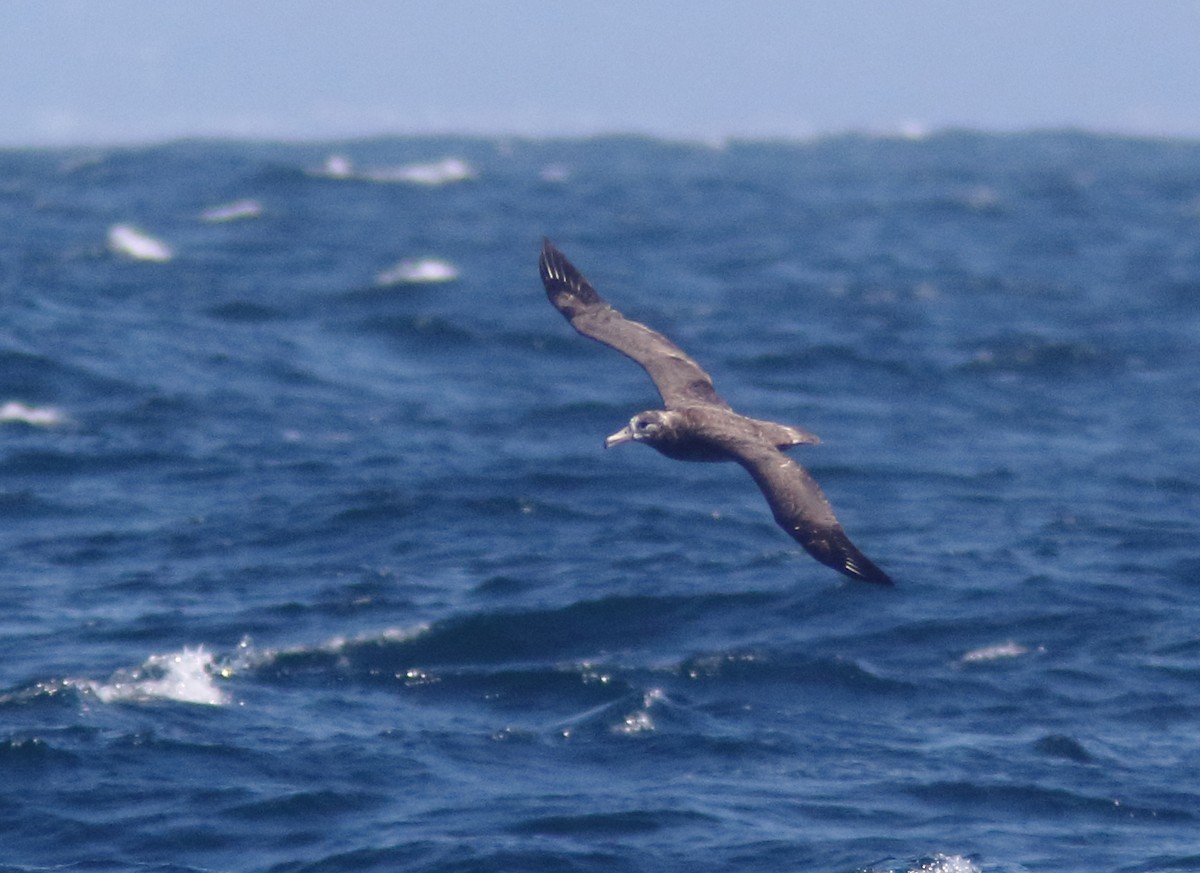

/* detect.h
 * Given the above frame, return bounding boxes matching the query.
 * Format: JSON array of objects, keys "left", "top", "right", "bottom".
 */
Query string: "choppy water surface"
[{"left": 1, "top": 133, "right": 1199, "bottom": 872}]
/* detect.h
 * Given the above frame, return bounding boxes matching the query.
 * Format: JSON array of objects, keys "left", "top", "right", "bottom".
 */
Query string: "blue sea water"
[{"left": 1, "top": 132, "right": 1199, "bottom": 872}]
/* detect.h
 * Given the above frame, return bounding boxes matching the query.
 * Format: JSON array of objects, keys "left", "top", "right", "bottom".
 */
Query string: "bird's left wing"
[{"left": 540, "top": 239, "right": 729, "bottom": 409}]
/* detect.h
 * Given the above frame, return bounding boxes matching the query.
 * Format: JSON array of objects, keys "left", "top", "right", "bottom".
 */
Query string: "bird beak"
[{"left": 604, "top": 425, "right": 635, "bottom": 449}]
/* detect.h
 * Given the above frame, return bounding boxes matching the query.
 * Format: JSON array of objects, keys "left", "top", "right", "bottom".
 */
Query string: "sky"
[{"left": 4, "top": 0, "right": 1200, "bottom": 147}]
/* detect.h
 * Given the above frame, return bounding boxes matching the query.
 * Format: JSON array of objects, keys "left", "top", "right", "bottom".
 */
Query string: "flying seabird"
[{"left": 539, "top": 239, "right": 892, "bottom": 585}]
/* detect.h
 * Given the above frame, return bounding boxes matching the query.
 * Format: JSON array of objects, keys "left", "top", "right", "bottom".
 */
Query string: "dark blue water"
[{"left": 2, "top": 133, "right": 1199, "bottom": 872}]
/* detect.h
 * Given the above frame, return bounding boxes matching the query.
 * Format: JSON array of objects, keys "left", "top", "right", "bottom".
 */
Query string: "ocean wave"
[
  {"left": 0, "top": 400, "right": 64, "bottom": 426},
  {"left": 367, "top": 157, "right": 476, "bottom": 185},
  {"left": 313, "top": 154, "right": 476, "bottom": 185},
  {"left": 862, "top": 855, "right": 984, "bottom": 873},
  {"left": 374, "top": 257, "right": 459, "bottom": 286},
  {"left": 960, "top": 334, "right": 1122, "bottom": 377},
  {"left": 284, "top": 593, "right": 772, "bottom": 669},
  {"left": 1, "top": 646, "right": 229, "bottom": 709},
  {"left": 509, "top": 807, "right": 716, "bottom": 836},
  {"left": 959, "top": 641, "right": 1031, "bottom": 664},
  {"left": 81, "top": 646, "right": 229, "bottom": 706},
  {"left": 907, "top": 779, "right": 1197, "bottom": 823},
  {"left": 0, "top": 734, "right": 79, "bottom": 767},
  {"left": 4, "top": 134, "right": 1200, "bottom": 872},
  {"left": 199, "top": 198, "right": 263, "bottom": 223},
  {"left": 0, "top": 489, "right": 75, "bottom": 519},
  {"left": 547, "top": 686, "right": 676, "bottom": 740},
  {"left": 900, "top": 855, "right": 983, "bottom": 873},
  {"left": 107, "top": 223, "right": 173, "bottom": 262}
]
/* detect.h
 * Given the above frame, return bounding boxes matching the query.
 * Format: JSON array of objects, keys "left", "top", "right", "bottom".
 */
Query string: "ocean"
[{"left": 1, "top": 132, "right": 1198, "bottom": 872}]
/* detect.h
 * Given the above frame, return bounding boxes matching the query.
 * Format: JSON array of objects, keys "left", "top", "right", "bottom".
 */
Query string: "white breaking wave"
[
  {"left": 233, "top": 625, "right": 430, "bottom": 672},
  {"left": 318, "top": 154, "right": 354, "bottom": 178},
  {"left": 82, "top": 646, "right": 228, "bottom": 706},
  {"left": 199, "top": 198, "right": 263, "bottom": 223},
  {"left": 612, "top": 688, "right": 666, "bottom": 735},
  {"left": 0, "top": 401, "right": 64, "bottom": 426},
  {"left": 375, "top": 257, "right": 459, "bottom": 286},
  {"left": 865, "top": 854, "right": 982, "bottom": 873},
  {"left": 107, "top": 223, "right": 173, "bottom": 262},
  {"left": 366, "top": 157, "right": 476, "bottom": 186},
  {"left": 908, "top": 855, "right": 982, "bottom": 873},
  {"left": 314, "top": 154, "right": 476, "bottom": 186},
  {"left": 960, "top": 641, "right": 1030, "bottom": 664},
  {"left": 290, "top": 624, "right": 431, "bottom": 659}
]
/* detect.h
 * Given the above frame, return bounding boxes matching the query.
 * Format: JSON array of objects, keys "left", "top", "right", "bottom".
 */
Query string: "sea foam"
[
  {"left": 86, "top": 646, "right": 228, "bottom": 706},
  {"left": 375, "top": 257, "right": 459, "bottom": 286},
  {"left": 200, "top": 198, "right": 263, "bottom": 223},
  {"left": 107, "top": 224, "right": 173, "bottom": 262},
  {"left": 314, "top": 154, "right": 476, "bottom": 186},
  {"left": 0, "top": 401, "right": 64, "bottom": 426}
]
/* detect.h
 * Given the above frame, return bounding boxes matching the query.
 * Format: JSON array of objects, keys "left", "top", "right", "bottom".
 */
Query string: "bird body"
[
  {"left": 604, "top": 407, "right": 819, "bottom": 460},
  {"left": 539, "top": 239, "right": 891, "bottom": 586}
]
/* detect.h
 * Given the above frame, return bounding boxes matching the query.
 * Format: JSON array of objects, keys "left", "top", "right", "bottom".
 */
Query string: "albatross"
[{"left": 539, "top": 239, "right": 892, "bottom": 586}]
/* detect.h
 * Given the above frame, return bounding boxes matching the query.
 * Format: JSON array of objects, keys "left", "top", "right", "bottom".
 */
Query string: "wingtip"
[
  {"left": 539, "top": 237, "right": 564, "bottom": 282},
  {"left": 538, "top": 238, "right": 602, "bottom": 310},
  {"left": 802, "top": 527, "right": 893, "bottom": 586},
  {"left": 818, "top": 537, "right": 893, "bottom": 586},
  {"left": 844, "top": 556, "right": 894, "bottom": 586},
  {"left": 863, "top": 570, "right": 895, "bottom": 587}
]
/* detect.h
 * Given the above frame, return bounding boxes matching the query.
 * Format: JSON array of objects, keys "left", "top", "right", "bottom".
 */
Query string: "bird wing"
[
  {"left": 540, "top": 239, "right": 729, "bottom": 410},
  {"left": 725, "top": 439, "right": 892, "bottom": 585}
]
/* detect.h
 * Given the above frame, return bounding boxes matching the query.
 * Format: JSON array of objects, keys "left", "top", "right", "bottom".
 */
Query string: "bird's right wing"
[
  {"left": 727, "top": 440, "right": 892, "bottom": 585},
  {"left": 539, "top": 239, "right": 729, "bottom": 409}
]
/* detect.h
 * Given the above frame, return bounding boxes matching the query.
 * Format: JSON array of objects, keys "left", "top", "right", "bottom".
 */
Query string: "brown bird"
[{"left": 539, "top": 239, "right": 891, "bottom": 585}]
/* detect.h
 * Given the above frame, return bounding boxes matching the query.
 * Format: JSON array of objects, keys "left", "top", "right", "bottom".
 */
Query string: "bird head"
[{"left": 605, "top": 410, "right": 675, "bottom": 448}]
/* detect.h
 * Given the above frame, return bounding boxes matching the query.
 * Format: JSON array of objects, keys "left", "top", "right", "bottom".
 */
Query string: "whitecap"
[
  {"left": 248, "top": 624, "right": 431, "bottom": 668},
  {"left": 366, "top": 157, "right": 476, "bottom": 186},
  {"left": 314, "top": 155, "right": 476, "bottom": 186},
  {"left": 0, "top": 401, "right": 64, "bottom": 426},
  {"left": 375, "top": 257, "right": 459, "bottom": 286},
  {"left": 960, "top": 641, "right": 1029, "bottom": 664},
  {"left": 199, "top": 198, "right": 263, "bottom": 223},
  {"left": 84, "top": 646, "right": 228, "bottom": 706},
  {"left": 107, "top": 223, "right": 173, "bottom": 262},
  {"left": 612, "top": 688, "right": 666, "bottom": 735},
  {"left": 908, "top": 854, "right": 982, "bottom": 873},
  {"left": 319, "top": 153, "right": 354, "bottom": 179},
  {"left": 321, "top": 624, "right": 431, "bottom": 653}
]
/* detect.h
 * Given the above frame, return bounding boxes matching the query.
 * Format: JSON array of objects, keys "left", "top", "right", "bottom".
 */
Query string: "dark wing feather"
[
  {"left": 540, "top": 239, "right": 728, "bottom": 409},
  {"left": 729, "top": 441, "right": 892, "bottom": 585}
]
